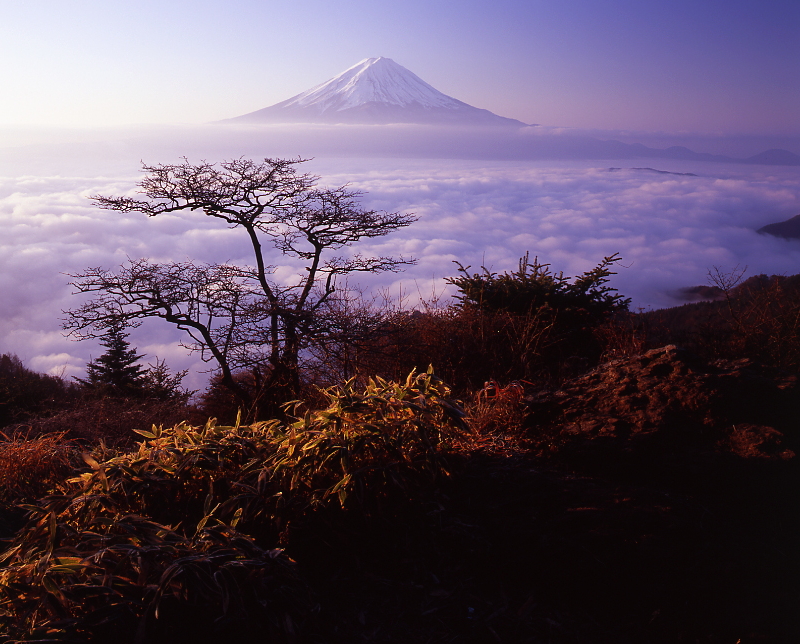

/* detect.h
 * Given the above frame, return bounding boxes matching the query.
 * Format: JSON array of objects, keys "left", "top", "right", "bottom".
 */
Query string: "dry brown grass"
[
  {"left": 0, "top": 431, "right": 79, "bottom": 504},
  {"left": 466, "top": 397, "right": 524, "bottom": 435},
  {"left": 11, "top": 396, "right": 193, "bottom": 446},
  {"left": 594, "top": 311, "right": 648, "bottom": 361},
  {"left": 318, "top": 304, "right": 558, "bottom": 394},
  {"left": 461, "top": 383, "right": 531, "bottom": 461}
]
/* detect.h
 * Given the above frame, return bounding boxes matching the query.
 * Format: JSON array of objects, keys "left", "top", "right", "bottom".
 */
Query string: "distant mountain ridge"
[
  {"left": 758, "top": 213, "right": 800, "bottom": 239},
  {"left": 743, "top": 149, "right": 800, "bottom": 166},
  {"left": 222, "top": 57, "right": 527, "bottom": 127},
  {"left": 218, "top": 58, "right": 800, "bottom": 167},
  {"left": 649, "top": 145, "right": 800, "bottom": 166}
]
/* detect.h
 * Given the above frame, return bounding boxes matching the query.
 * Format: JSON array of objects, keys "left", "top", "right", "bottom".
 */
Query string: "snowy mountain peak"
[
  {"left": 285, "top": 57, "right": 466, "bottom": 112},
  {"left": 224, "top": 58, "right": 527, "bottom": 127}
]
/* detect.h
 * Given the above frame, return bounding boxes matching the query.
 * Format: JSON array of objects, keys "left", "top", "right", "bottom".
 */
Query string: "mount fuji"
[{"left": 223, "top": 57, "right": 528, "bottom": 127}]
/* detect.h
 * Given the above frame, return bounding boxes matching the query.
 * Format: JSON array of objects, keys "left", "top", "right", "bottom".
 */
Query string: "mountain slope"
[
  {"left": 758, "top": 213, "right": 800, "bottom": 239},
  {"left": 222, "top": 57, "right": 527, "bottom": 127},
  {"left": 744, "top": 148, "right": 800, "bottom": 166}
]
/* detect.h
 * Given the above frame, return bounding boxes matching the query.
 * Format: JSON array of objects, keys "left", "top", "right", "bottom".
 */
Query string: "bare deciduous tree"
[{"left": 63, "top": 157, "right": 416, "bottom": 412}]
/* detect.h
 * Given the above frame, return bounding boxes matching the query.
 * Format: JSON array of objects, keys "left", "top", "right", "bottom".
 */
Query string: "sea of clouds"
[{"left": 2, "top": 124, "right": 799, "bottom": 390}]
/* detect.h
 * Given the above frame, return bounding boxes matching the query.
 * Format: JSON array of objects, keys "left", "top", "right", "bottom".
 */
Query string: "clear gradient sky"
[{"left": 1, "top": 0, "right": 797, "bottom": 134}]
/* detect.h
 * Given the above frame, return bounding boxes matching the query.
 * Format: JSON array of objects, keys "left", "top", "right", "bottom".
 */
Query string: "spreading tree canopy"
[{"left": 63, "top": 157, "right": 416, "bottom": 413}]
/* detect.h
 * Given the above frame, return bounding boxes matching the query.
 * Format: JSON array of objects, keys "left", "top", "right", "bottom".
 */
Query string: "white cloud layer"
[{"left": 1, "top": 127, "right": 799, "bottom": 391}]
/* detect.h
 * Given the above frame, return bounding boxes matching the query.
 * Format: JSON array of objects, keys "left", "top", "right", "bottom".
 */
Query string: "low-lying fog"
[{"left": 2, "top": 123, "right": 799, "bottom": 389}]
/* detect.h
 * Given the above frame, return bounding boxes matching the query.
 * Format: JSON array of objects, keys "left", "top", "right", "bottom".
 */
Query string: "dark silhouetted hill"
[{"left": 758, "top": 213, "right": 800, "bottom": 239}]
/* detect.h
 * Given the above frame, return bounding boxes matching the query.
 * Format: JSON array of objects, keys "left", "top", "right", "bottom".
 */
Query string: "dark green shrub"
[
  {"left": 330, "top": 254, "right": 632, "bottom": 390},
  {"left": 444, "top": 252, "right": 630, "bottom": 380},
  {"left": 447, "top": 252, "right": 629, "bottom": 319}
]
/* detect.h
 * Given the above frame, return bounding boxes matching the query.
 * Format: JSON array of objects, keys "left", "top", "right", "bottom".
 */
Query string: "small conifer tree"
[{"left": 77, "top": 321, "right": 146, "bottom": 396}]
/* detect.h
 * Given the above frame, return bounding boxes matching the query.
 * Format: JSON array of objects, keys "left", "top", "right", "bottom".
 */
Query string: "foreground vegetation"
[
  {"left": 1, "top": 262, "right": 799, "bottom": 642},
  {"left": 0, "top": 370, "right": 468, "bottom": 642}
]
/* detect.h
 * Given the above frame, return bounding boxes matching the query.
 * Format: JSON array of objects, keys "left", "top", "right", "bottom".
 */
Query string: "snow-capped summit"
[
  {"left": 223, "top": 57, "right": 527, "bottom": 126},
  {"left": 280, "top": 57, "right": 466, "bottom": 112}
]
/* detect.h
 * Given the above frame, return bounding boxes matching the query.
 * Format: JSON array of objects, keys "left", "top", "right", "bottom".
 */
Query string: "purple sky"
[{"left": 0, "top": 0, "right": 797, "bottom": 134}]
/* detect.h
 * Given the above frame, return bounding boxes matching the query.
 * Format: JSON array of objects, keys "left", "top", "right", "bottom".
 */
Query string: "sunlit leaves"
[
  {"left": 0, "top": 369, "right": 466, "bottom": 641},
  {"left": 271, "top": 367, "right": 467, "bottom": 511}
]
